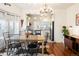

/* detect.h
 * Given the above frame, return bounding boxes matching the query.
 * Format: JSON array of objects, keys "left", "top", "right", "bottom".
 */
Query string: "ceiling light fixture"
[
  {"left": 40, "top": 2, "right": 53, "bottom": 16},
  {"left": 4, "top": 3, "right": 11, "bottom": 6}
]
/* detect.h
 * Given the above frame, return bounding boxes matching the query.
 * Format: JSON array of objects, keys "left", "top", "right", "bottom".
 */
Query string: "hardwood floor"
[
  {"left": 47, "top": 42, "right": 77, "bottom": 56},
  {"left": 0, "top": 42, "right": 78, "bottom": 56}
]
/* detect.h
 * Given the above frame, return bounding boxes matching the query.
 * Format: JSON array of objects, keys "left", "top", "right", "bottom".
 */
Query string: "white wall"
[
  {"left": 66, "top": 4, "right": 79, "bottom": 27},
  {"left": 54, "top": 9, "right": 67, "bottom": 42},
  {"left": 66, "top": 4, "right": 79, "bottom": 36},
  {"left": 53, "top": 4, "right": 79, "bottom": 42}
]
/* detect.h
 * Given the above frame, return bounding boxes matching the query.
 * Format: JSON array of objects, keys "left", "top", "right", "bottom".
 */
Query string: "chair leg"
[
  {"left": 7, "top": 47, "right": 10, "bottom": 56},
  {"left": 36, "top": 50, "right": 38, "bottom": 56},
  {"left": 6, "top": 48, "right": 8, "bottom": 55},
  {"left": 7, "top": 49, "right": 11, "bottom": 56}
]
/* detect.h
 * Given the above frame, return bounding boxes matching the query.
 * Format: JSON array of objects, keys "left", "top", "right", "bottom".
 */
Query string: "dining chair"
[
  {"left": 38, "top": 33, "right": 48, "bottom": 54},
  {"left": 34, "top": 30, "right": 42, "bottom": 48},
  {"left": 27, "top": 41, "right": 39, "bottom": 56},
  {"left": 3, "top": 32, "right": 22, "bottom": 56}
]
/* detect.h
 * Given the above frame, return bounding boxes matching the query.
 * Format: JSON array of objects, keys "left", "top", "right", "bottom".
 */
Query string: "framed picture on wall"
[{"left": 76, "top": 13, "right": 79, "bottom": 26}]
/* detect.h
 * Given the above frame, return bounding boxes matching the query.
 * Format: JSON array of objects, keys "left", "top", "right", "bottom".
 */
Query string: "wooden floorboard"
[
  {"left": 0, "top": 42, "right": 78, "bottom": 56},
  {"left": 47, "top": 42, "right": 77, "bottom": 56}
]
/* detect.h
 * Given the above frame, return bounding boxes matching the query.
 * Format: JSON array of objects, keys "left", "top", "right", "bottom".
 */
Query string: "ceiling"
[
  {"left": 14, "top": 3, "right": 74, "bottom": 14},
  {"left": 15, "top": 3, "right": 74, "bottom": 9}
]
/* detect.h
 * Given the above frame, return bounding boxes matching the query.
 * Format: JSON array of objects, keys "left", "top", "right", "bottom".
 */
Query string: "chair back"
[
  {"left": 27, "top": 41, "right": 38, "bottom": 48},
  {"left": 3, "top": 32, "right": 10, "bottom": 48},
  {"left": 3, "top": 32, "right": 20, "bottom": 46}
]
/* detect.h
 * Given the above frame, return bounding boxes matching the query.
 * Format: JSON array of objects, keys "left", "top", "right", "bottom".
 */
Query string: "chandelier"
[{"left": 40, "top": 3, "right": 53, "bottom": 16}]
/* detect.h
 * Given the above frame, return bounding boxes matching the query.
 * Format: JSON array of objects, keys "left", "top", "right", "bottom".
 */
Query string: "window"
[
  {"left": 0, "top": 11, "right": 20, "bottom": 37},
  {"left": 0, "top": 12, "right": 8, "bottom": 36}
]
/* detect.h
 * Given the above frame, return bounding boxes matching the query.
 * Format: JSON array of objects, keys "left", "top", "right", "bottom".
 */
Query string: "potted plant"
[{"left": 62, "top": 26, "right": 69, "bottom": 36}]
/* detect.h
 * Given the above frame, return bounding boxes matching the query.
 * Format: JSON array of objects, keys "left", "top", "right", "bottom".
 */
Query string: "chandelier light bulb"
[{"left": 40, "top": 3, "right": 53, "bottom": 16}]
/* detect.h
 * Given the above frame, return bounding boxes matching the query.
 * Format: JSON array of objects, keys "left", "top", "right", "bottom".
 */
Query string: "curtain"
[
  {"left": 0, "top": 12, "right": 8, "bottom": 36},
  {"left": 0, "top": 11, "right": 21, "bottom": 48},
  {"left": 0, "top": 12, "right": 7, "bottom": 48}
]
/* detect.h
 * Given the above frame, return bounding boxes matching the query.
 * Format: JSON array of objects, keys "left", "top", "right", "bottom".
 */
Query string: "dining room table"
[
  {"left": 19, "top": 34, "right": 45, "bottom": 55},
  {"left": 4, "top": 32, "right": 45, "bottom": 55}
]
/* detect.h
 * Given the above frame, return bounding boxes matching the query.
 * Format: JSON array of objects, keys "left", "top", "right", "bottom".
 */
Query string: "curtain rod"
[{"left": 0, "top": 9, "right": 20, "bottom": 17}]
